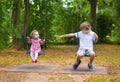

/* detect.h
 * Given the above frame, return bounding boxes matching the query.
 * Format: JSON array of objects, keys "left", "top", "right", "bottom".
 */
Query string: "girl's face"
[{"left": 33, "top": 31, "right": 39, "bottom": 38}]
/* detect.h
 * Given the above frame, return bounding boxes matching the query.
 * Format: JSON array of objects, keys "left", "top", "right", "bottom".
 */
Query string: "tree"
[
  {"left": 88, "top": 0, "right": 98, "bottom": 31},
  {"left": 23, "top": 0, "right": 29, "bottom": 47},
  {"left": 28, "top": 0, "right": 54, "bottom": 44},
  {"left": 12, "top": 0, "right": 22, "bottom": 48}
]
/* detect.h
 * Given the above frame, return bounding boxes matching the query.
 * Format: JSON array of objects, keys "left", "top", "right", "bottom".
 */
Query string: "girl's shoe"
[
  {"left": 73, "top": 60, "right": 81, "bottom": 70},
  {"left": 35, "top": 60, "right": 37, "bottom": 63}
]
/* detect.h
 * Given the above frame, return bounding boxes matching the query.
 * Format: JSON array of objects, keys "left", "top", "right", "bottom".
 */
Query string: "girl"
[{"left": 28, "top": 30, "right": 45, "bottom": 63}]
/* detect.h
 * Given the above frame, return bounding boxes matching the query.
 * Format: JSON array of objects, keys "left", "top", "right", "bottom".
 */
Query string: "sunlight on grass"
[
  {"left": 48, "top": 75, "right": 75, "bottom": 82},
  {"left": 87, "top": 74, "right": 120, "bottom": 82},
  {"left": 48, "top": 77, "right": 56, "bottom": 81},
  {"left": 95, "top": 44, "right": 120, "bottom": 68}
]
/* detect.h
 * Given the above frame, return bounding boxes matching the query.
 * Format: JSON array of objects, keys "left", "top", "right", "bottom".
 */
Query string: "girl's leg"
[
  {"left": 30, "top": 52, "right": 35, "bottom": 61},
  {"left": 35, "top": 51, "right": 39, "bottom": 61}
]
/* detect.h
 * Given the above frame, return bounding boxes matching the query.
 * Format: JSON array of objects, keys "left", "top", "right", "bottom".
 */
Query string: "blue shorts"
[{"left": 77, "top": 49, "right": 92, "bottom": 56}]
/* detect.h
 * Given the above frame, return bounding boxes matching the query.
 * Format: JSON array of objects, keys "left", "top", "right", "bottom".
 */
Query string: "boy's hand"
[{"left": 57, "top": 36, "right": 63, "bottom": 39}]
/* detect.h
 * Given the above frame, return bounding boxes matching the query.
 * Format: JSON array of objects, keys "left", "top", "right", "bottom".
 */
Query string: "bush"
[{"left": 97, "top": 14, "right": 114, "bottom": 43}]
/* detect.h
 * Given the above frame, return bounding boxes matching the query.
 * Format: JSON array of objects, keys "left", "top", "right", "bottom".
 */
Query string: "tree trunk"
[
  {"left": 12, "top": 0, "right": 21, "bottom": 48},
  {"left": 88, "top": 0, "right": 98, "bottom": 31},
  {"left": 22, "top": 0, "right": 29, "bottom": 48}
]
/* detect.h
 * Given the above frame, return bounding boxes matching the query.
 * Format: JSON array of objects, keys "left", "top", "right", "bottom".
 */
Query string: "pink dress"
[{"left": 28, "top": 38, "right": 44, "bottom": 53}]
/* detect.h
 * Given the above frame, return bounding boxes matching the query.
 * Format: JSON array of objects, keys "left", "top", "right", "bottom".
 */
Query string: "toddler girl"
[{"left": 28, "top": 30, "right": 45, "bottom": 63}]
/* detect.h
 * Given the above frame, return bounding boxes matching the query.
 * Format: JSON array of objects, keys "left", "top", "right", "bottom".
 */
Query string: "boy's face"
[{"left": 82, "top": 29, "right": 90, "bottom": 34}]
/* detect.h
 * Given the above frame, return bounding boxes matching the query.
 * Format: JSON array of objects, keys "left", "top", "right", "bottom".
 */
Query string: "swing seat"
[
  {"left": 84, "top": 55, "right": 97, "bottom": 57},
  {"left": 75, "top": 54, "right": 97, "bottom": 57},
  {"left": 76, "top": 49, "right": 97, "bottom": 57}
]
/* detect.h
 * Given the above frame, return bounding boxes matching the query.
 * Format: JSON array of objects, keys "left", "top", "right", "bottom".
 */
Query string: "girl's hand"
[
  {"left": 27, "top": 36, "right": 30, "bottom": 40},
  {"left": 27, "top": 37, "right": 32, "bottom": 44},
  {"left": 43, "top": 39, "right": 45, "bottom": 42}
]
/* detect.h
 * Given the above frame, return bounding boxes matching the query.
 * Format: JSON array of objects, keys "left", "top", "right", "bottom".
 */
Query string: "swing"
[
  {"left": 75, "top": 48, "right": 97, "bottom": 57},
  {"left": 25, "top": 27, "right": 46, "bottom": 56},
  {"left": 76, "top": 36, "right": 97, "bottom": 57},
  {"left": 25, "top": 1, "right": 47, "bottom": 55},
  {"left": 25, "top": 40, "right": 45, "bottom": 56}
]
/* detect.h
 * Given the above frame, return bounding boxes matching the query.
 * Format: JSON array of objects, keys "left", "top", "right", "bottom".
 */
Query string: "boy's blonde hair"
[
  {"left": 30, "top": 30, "right": 38, "bottom": 37},
  {"left": 80, "top": 21, "right": 91, "bottom": 30}
]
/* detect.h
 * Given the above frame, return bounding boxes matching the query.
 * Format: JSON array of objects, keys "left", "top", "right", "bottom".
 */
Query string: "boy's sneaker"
[
  {"left": 73, "top": 60, "right": 81, "bottom": 70},
  {"left": 88, "top": 64, "right": 94, "bottom": 71}
]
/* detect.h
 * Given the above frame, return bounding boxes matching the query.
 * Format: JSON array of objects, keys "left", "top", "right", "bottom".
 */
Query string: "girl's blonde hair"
[
  {"left": 30, "top": 30, "right": 38, "bottom": 37},
  {"left": 80, "top": 21, "right": 91, "bottom": 30}
]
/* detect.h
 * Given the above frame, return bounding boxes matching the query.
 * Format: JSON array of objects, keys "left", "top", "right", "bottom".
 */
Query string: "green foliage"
[
  {"left": 97, "top": 14, "right": 114, "bottom": 43},
  {"left": 111, "top": 27, "right": 120, "bottom": 43},
  {"left": 0, "top": 0, "right": 120, "bottom": 49},
  {"left": 0, "top": 0, "right": 13, "bottom": 49},
  {"left": 110, "top": 0, "right": 120, "bottom": 43},
  {"left": 97, "top": 0, "right": 116, "bottom": 43},
  {"left": 28, "top": 0, "right": 54, "bottom": 44},
  {"left": 52, "top": 0, "right": 90, "bottom": 44}
]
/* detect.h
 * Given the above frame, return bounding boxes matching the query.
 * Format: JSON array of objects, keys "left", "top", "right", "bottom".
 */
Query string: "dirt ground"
[
  {"left": 0, "top": 44, "right": 120, "bottom": 82},
  {"left": 0, "top": 70, "right": 90, "bottom": 82}
]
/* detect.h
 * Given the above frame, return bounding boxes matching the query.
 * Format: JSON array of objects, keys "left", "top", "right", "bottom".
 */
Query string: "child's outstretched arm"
[
  {"left": 57, "top": 33, "right": 76, "bottom": 39},
  {"left": 94, "top": 33, "right": 98, "bottom": 43}
]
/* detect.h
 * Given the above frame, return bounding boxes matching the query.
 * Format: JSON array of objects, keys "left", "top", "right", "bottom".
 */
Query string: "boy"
[{"left": 58, "top": 21, "right": 98, "bottom": 71}]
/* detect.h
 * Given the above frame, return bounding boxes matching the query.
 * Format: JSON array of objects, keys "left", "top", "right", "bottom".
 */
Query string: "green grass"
[
  {"left": 87, "top": 74, "right": 120, "bottom": 82},
  {"left": 86, "top": 44, "right": 120, "bottom": 82},
  {"left": 0, "top": 44, "right": 120, "bottom": 82},
  {"left": 0, "top": 45, "right": 76, "bottom": 65},
  {"left": 48, "top": 75, "right": 75, "bottom": 82}
]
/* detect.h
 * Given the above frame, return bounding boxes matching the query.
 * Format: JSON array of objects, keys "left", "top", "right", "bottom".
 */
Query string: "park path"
[
  {"left": 0, "top": 62, "right": 107, "bottom": 82},
  {"left": 11, "top": 63, "right": 93, "bottom": 82},
  {"left": 0, "top": 65, "right": 90, "bottom": 82}
]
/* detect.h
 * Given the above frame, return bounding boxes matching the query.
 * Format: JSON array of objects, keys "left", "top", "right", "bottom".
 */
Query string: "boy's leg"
[
  {"left": 89, "top": 51, "right": 95, "bottom": 65},
  {"left": 88, "top": 51, "right": 95, "bottom": 70},
  {"left": 76, "top": 50, "right": 84, "bottom": 63},
  {"left": 76, "top": 55, "right": 82, "bottom": 64},
  {"left": 73, "top": 50, "right": 83, "bottom": 70}
]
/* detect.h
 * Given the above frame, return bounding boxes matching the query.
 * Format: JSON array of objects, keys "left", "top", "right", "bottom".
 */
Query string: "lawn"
[{"left": 0, "top": 44, "right": 120, "bottom": 82}]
